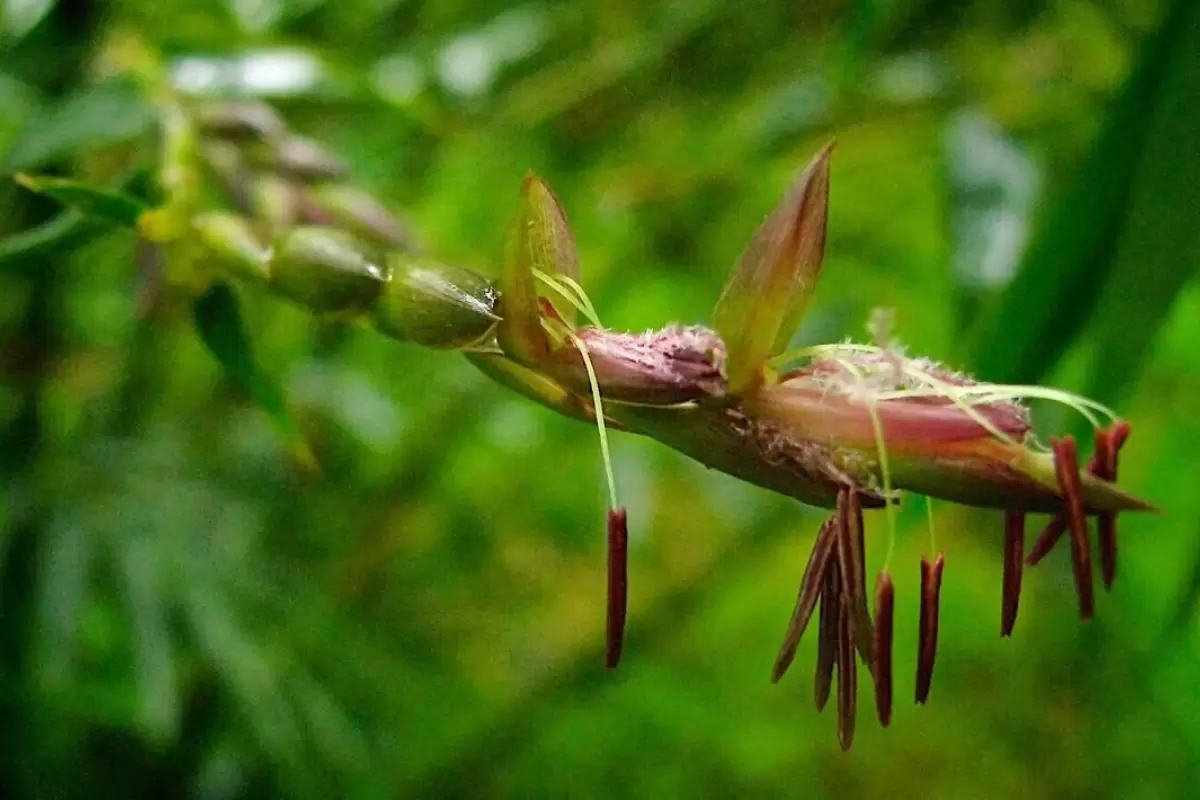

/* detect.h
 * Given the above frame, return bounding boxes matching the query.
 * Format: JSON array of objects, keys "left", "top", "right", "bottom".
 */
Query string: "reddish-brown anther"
[
  {"left": 1051, "top": 437, "right": 1093, "bottom": 620},
  {"left": 773, "top": 516, "right": 839, "bottom": 682},
  {"left": 814, "top": 565, "right": 839, "bottom": 712},
  {"left": 835, "top": 487, "right": 874, "bottom": 671},
  {"left": 1097, "top": 421, "right": 1131, "bottom": 590},
  {"left": 915, "top": 554, "right": 945, "bottom": 704},
  {"left": 1027, "top": 421, "right": 1133, "bottom": 576},
  {"left": 1026, "top": 516, "right": 1066, "bottom": 567},
  {"left": 1002, "top": 509, "right": 1025, "bottom": 636},
  {"left": 873, "top": 572, "right": 895, "bottom": 727},
  {"left": 836, "top": 592, "right": 857, "bottom": 751},
  {"left": 605, "top": 507, "right": 628, "bottom": 669},
  {"left": 1091, "top": 428, "right": 1115, "bottom": 590}
]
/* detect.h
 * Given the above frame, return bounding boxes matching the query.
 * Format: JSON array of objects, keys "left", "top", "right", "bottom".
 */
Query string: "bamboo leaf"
[
  {"left": 968, "top": 0, "right": 1193, "bottom": 383},
  {"left": 193, "top": 282, "right": 316, "bottom": 468},
  {"left": 3, "top": 77, "right": 153, "bottom": 171},
  {"left": 0, "top": 211, "right": 103, "bottom": 268},
  {"left": 15, "top": 174, "right": 148, "bottom": 227},
  {"left": 1080, "top": 0, "right": 1200, "bottom": 408},
  {"left": 181, "top": 580, "right": 306, "bottom": 772},
  {"left": 116, "top": 535, "right": 179, "bottom": 741},
  {"left": 35, "top": 516, "right": 94, "bottom": 688}
]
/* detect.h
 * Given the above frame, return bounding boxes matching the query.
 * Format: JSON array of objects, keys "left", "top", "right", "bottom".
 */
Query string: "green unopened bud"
[
  {"left": 302, "top": 184, "right": 418, "bottom": 251},
  {"left": 195, "top": 100, "right": 287, "bottom": 143},
  {"left": 193, "top": 212, "right": 270, "bottom": 283},
  {"left": 248, "top": 136, "right": 348, "bottom": 182},
  {"left": 373, "top": 255, "right": 499, "bottom": 348},
  {"left": 269, "top": 227, "right": 388, "bottom": 313}
]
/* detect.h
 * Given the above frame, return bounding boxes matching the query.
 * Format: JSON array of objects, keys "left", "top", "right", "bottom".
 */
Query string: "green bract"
[{"left": 711, "top": 143, "right": 832, "bottom": 395}]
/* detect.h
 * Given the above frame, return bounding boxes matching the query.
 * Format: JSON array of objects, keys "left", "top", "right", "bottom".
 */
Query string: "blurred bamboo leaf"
[
  {"left": 182, "top": 581, "right": 307, "bottom": 776},
  {"left": 0, "top": 211, "right": 103, "bottom": 268},
  {"left": 0, "top": 72, "right": 38, "bottom": 154},
  {"left": 3, "top": 77, "right": 153, "bottom": 171},
  {"left": 34, "top": 516, "right": 93, "bottom": 688},
  {"left": 968, "top": 0, "right": 1193, "bottom": 383},
  {"left": 116, "top": 535, "right": 179, "bottom": 742},
  {"left": 1170, "top": 523, "right": 1200, "bottom": 634},
  {"left": 2, "top": 0, "right": 57, "bottom": 40},
  {"left": 1079, "top": 0, "right": 1200, "bottom": 408},
  {"left": 192, "top": 282, "right": 316, "bottom": 469},
  {"left": 289, "top": 674, "right": 368, "bottom": 773},
  {"left": 15, "top": 174, "right": 147, "bottom": 227}
]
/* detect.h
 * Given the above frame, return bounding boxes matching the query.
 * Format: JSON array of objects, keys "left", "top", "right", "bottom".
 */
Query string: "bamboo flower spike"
[
  {"left": 19, "top": 104, "right": 1158, "bottom": 749},
  {"left": 473, "top": 144, "right": 1151, "bottom": 747}
]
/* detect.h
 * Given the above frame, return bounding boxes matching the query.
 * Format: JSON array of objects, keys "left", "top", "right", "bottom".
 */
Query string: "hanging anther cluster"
[
  {"left": 176, "top": 126, "right": 1152, "bottom": 750},
  {"left": 768, "top": 420, "right": 1135, "bottom": 750},
  {"left": 1023, "top": 423, "right": 1133, "bottom": 610}
]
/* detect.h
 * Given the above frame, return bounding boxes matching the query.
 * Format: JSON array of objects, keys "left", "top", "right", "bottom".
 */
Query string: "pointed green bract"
[
  {"left": 712, "top": 143, "right": 833, "bottom": 395},
  {"left": 523, "top": 175, "right": 581, "bottom": 300},
  {"left": 498, "top": 174, "right": 579, "bottom": 363}
]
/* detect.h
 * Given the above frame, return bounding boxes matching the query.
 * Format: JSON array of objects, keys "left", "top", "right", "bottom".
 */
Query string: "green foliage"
[
  {"left": 15, "top": 174, "right": 148, "bottom": 226},
  {"left": 1, "top": 1, "right": 1198, "bottom": 798},
  {"left": 193, "top": 282, "right": 314, "bottom": 468},
  {"left": 2, "top": 77, "right": 152, "bottom": 172},
  {"left": 968, "top": 0, "right": 1200, "bottom": 390}
]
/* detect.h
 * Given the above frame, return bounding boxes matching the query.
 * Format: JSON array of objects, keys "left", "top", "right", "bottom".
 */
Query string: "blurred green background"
[{"left": 1, "top": 0, "right": 1199, "bottom": 797}]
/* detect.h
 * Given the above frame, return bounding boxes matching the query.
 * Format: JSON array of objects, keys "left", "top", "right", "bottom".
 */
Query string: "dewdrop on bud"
[{"left": 372, "top": 255, "right": 500, "bottom": 348}]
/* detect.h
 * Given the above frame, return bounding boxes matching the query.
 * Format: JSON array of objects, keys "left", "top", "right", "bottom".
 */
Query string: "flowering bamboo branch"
[{"left": 19, "top": 90, "right": 1156, "bottom": 750}]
